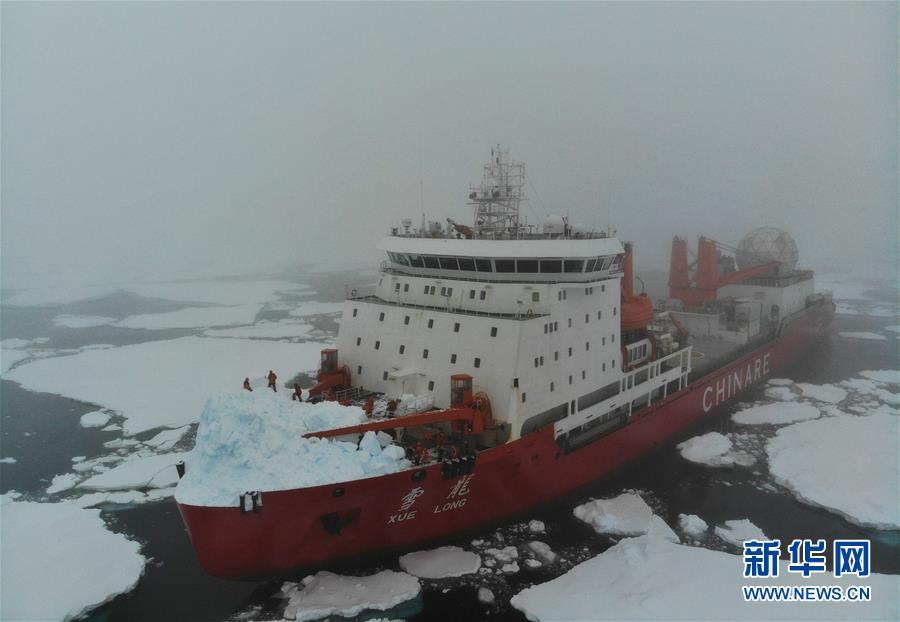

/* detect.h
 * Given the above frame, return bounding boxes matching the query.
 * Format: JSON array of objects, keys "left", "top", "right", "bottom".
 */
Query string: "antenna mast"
[{"left": 467, "top": 145, "right": 526, "bottom": 239}]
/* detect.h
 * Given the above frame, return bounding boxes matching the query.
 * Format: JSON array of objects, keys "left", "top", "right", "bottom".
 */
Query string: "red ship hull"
[{"left": 177, "top": 301, "right": 832, "bottom": 579}]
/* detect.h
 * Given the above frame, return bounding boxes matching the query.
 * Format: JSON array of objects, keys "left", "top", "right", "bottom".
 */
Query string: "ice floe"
[
  {"left": 714, "top": 519, "right": 767, "bottom": 547},
  {"left": 288, "top": 301, "right": 345, "bottom": 317},
  {"left": 53, "top": 314, "right": 117, "bottom": 328},
  {"left": 47, "top": 473, "right": 81, "bottom": 494},
  {"left": 859, "top": 369, "right": 899, "bottom": 385},
  {"left": 0, "top": 457, "right": 17, "bottom": 464},
  {"left": 526, "top": 540, "right": 557, "bottom": 564},
  {"left": 484, "top": 546, "right": 519, "bottom": 563},
  {"left": 78, "top": 451, "right": 187, "bottom": 491},
  {"left": 115, "top": 304, "right": 263, "bottom": 330},
  {"left": 767, "top": 412, "right": 900, "bottom": 529},
  {"left": 4, "top": 336, "right": 329, "bottom": 434},
  {"left": 677, "top": 432, "right": 734, "bottom": 466},
  {"left": 838, "top": 331, "right": 888, "bottom": 341},
  {"left": 175, "top": 392, "right": 410, "bottom": 506},
  {"left": 677, "top": 513, "right": 708, "bottom": 537},
  {"left": 398, "top": 546, "right": 481, "bottom": 579},
  {"left": 203, "top": 320, "right": 313, "bottom": 339},
  {"left": 732, "top": 402, "right": 820, "bottom": 426},
  {"left": 0, "top": 500, "right": 145, "bottom": 622},
  {"left": 477, "top": 586, "right": 495, "bottom": 604},
  {"left": 528, "top": 519, "right": 545, "bottom": 534},
  {"left": 80, "top": 411, "right": 111, "bottom": 428},
  {"left": 795, "top": 382, "right": 847, "bottom": 404},
  {"left": 573, "top": 492, "right": 678, "bottom": 542},
  {"left": 510, "top": 535, "right": 899, "bottom": 621},
  {"left": 763, "top": 386, "right": 796, "bottom": 401},
  {"left": 280, "top": 570, "right": 420, "bottom": 621}
]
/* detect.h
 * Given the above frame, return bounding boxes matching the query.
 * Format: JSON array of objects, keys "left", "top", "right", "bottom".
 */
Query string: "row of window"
[
  {"left": 557, "top": 285, "right": 607, "bottom": 301},
  {"left": 387, "top": 252, "right": 621, "bottom": 274},
  {"left": 353, "top": 309, "right": 502, "bottom": 338}
]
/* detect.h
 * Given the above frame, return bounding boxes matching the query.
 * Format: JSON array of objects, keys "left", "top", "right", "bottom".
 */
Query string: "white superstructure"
[{"left": 334, "top": 148, "right": 692, "bottom": 443}]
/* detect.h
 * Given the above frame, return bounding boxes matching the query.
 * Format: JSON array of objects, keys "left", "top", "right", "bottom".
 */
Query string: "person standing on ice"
[
  {"left": 243, "top": 377, "right": 253, "bottom": 392},
  {"left": 292, "top": 383, "right": 303, "bottom": 401},
  {"left": 267, "top": 370, "right": 277, "bottom": 392}
]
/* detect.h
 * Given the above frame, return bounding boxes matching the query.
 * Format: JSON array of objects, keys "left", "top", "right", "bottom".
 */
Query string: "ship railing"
[
  {"left": 375, "top": 264, "right": 623, "bottom": 287},
  {"left": 335, "top": 386, "right": 365, "bottom": 402},
  {"left": 345, "top": 294, "right": 550, "bottom": 320}
]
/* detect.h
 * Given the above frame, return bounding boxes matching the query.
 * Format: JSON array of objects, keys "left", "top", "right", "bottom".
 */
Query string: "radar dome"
[
  {"left": 543, "top": 214, "right": 565, "bottom": 235},
  {"left": 736, "top": 227, "right": 798, "bottom": 274}
]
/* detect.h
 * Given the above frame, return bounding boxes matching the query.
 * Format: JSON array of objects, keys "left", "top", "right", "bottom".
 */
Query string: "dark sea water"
[{"left": 1, "top": 269, "right": 898, "bottom": 622}]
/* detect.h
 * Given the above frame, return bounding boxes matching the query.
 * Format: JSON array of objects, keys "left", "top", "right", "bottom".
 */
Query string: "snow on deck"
[
  {"left": 398, "top": 546, "right": 481, "bottom": 579},
  {"left": 573, "top": 492, "right": 678, "bottom": 542},
  {"left": 510, "top": 535, "right": 899, "bottom": 621},
  {"left": 3, "top": 336, "right": 330, "bottom": 434},
  {"left": 732, "top": 402, "right": 820, "bottom": 426},
  {"left": 175, "top": 392, "right": 411, "bottom": 507},
  {"left": 767, "top": 412, "right": 900, "bottom": 529},
  {"left": 0, "top": 499, "right": 145, "bottom": 622},
  {"left": 281, "top": 570, "right": 420, "bottom": 621}
]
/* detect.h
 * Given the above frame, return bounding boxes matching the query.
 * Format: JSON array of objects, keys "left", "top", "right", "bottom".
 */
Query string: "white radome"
[{"left": 736, "top": 227, "right": 798, "bottom": 273}]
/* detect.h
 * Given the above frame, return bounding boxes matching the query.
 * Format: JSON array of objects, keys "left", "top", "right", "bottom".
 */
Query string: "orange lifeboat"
[{"left": 620, "top": 242, "right": 653, "bottom": 331}]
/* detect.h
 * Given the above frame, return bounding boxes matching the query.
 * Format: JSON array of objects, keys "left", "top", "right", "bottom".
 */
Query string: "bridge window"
[
  {"left": 540, "top": 259, "right": 562, "bottom": 273},
  {"left": 423, "top": 256, "right": 440, "bottom": 269},
  {"left": 408, "top": 255, "right": 424, "bottom": 268},
  {"left": 495, "top": 259, "right": 515, "bottom": 273},
  {"left": 458, "top": 257, "right": 476, "bottom": 271},
  {"left": 475, "top": 258, "right": 492, "bottom": 272},
  {"left": 564, "top": 260, "right": 584, "bottom": 273},
  {"left": 585, "top": 258, "right": 598, "bottom": 272},
  {"left": 517, "top": 259, "right": 538, "bottom": 272},
  {"left": 601, "top": 256, "right": 615, "bottom": 270}
]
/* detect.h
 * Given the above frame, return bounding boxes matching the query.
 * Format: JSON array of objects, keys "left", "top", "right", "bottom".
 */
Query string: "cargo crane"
[{"left": 668, "top": 236, "right": 779, "bottom": 309}]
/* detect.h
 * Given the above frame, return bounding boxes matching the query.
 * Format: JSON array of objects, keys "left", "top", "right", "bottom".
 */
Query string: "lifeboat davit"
[{"left": 620, "top": 242, "right": 653, "bottom": 331}]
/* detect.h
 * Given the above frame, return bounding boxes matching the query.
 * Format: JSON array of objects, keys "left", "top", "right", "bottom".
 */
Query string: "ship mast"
[{"left": 467, "top": 145, "right": 526, "bottom": 239}]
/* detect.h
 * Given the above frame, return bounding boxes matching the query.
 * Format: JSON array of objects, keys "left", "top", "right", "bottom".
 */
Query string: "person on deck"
[
  {"left": 243, "top": 377, "right": 253, "bottom": 392},
  {"left": 364, "top": 397, "right": 374, "bottom": 415},
  {"left": 267, "top": 370, "right": 277, "bottom": 392},
  {"left": 292, "top": 383, "right": 303, "bottom": 401}
]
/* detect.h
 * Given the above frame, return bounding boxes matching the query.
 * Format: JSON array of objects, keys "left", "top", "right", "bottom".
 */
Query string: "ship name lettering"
[
  {"left": 388, "top": 510, "right": 417, "bottom": 524},
  {"left": 702, "top": 353, "right": 772, "bottom": 412},
  {"left": 434, "top": 498, "right": 467, "bottom": 514}
]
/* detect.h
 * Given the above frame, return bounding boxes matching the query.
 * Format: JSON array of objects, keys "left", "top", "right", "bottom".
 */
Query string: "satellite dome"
[
  {"left": 736, "top": 227, "right": 798, "bottom": 274},
  {"left": 543, "top": 214, "right": 565, "bottom": 235}
]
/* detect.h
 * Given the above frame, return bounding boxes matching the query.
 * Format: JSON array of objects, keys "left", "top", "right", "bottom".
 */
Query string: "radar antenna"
[{"left": 467, "top": 146, "right": 526, "bottom": 239}]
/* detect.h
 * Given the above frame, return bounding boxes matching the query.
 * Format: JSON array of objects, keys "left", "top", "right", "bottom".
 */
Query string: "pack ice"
[{"left": 175, "top": 392, "right": 411, "bottom": 507}]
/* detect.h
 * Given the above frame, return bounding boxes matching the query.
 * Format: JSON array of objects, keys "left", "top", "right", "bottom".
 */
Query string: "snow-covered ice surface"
[
  {"left": 714, "top": 519, "right": 767, "bottom": 547},
  {"left": 573, "top": 492, "right": 678, "bottom": 542},
  {"left": 47, "top": 473, "right": 81, "bottom": 494},
  {"left": 767, "top": 412, "right": 900, "bottom": 529},
  {"left": 80, "top": 410, "right": 111, "bottom": 428},
  {"left": 78, "top": 452, "right": 187, "bottom": 491},
  {"left": 203, "top": 320, "right": 313, "bottom": 339},
  {"left": 676, "top": 432, "right": 734, "bottom": 466},
  {"left": 398, "top": 546, "right": 481, "bottom": 579},
  {"left": 53, "top": 314, "right": 117, "bottom": 328},
  {"left": 143, "top": 426, "right": 189, "bottom": 450},
  {"left": 288, "top": 301, "right": 344, "bottom": 317},
  {"left": 764, "top": 385, "right": 796, "bottom": 401},
  {"left": 510, "top": 535, "right": 899, "bottom": 621},
  {"left": 1, "top": 346, "right": 29, "bottom": 373},
  {"left": 4, "top": 336, "right": 329, "bottom": 434},
  {"left": 795, "top": 382, "right": 848, "bottom": 404},
  {"left": 115, "top": 304, "right": 263, "bottom": 330},
  {"left": 175, "top": 392, "right": 410, "bottom": 506},
  {"left": 838, "top": 331, "right": 888, "bottom": 341},
  {"left": 1, "top": 500, "right": 145, "bottom": 622},
  {"left": 2, "top": 284, "right": 123, "bottom": 307},
  {"left": 732, "top": 402, "right": 821, "bottom": 426},
  {"left": 860, "top": 369, "right": 900, "bottom": 385},
  {"left": 280, "top": 570, "right": 420, "bottom": 621},
  {"left": 677, "top": 513, "right": 708, "bottom": 537}
]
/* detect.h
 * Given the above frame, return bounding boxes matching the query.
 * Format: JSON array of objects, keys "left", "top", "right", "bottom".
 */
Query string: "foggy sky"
[{"left": 2, "top": 2, "right": 897, "bottom": 290}]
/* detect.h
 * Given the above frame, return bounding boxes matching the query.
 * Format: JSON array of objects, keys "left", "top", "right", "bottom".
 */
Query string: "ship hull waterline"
[{"left": 177, "top": 301, "right": 832, "bottom": 579}]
